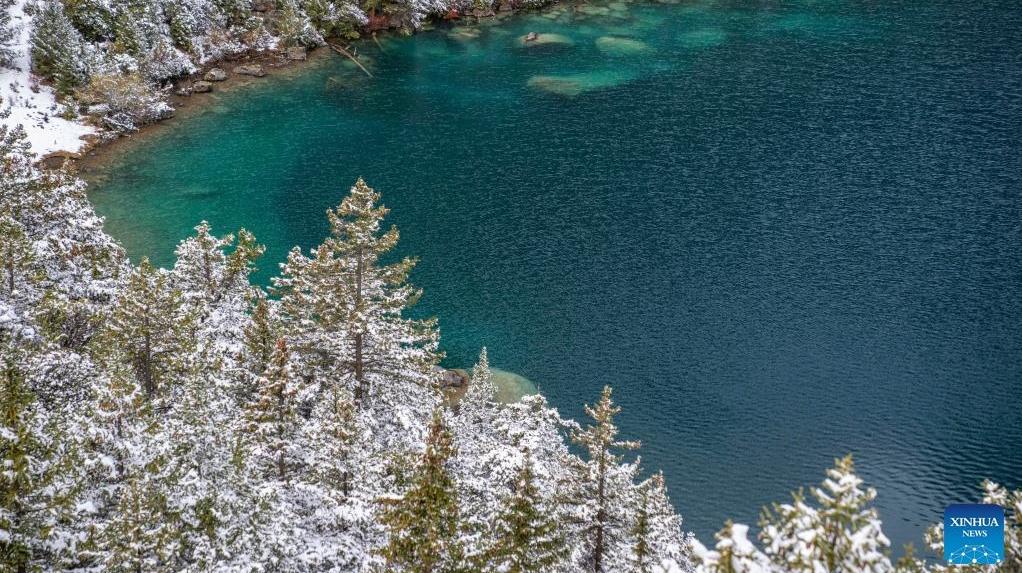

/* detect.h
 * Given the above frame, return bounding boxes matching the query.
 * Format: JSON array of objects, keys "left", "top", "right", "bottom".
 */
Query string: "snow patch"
[{"left": 1, "top": 0, "right": 94, "bottom": 155}]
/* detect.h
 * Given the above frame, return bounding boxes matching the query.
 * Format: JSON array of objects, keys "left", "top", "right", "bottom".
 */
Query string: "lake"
[{"left": 85, "top": 0, "right": 1022, "bottom": 552}]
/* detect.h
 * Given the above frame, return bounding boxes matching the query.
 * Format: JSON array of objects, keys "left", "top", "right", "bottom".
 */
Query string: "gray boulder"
[
  {"left": 204, "top": 68, "right": 228, "bottom": 82},
  {"left": 192, "top": 81, "right": 213, "bottom": 93},
  {"left": 233, "top": 64, "right": 267, "bottom": 77}
]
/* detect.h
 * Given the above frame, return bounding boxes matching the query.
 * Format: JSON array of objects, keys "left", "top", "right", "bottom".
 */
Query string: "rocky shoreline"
[{"left": 58, "top": 1, "right": 572, "bottom": 173}]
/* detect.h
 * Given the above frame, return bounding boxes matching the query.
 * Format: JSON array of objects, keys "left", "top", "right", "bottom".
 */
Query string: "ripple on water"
[{"left": 677, "top": 28, "right": 728, "bottom": 49}]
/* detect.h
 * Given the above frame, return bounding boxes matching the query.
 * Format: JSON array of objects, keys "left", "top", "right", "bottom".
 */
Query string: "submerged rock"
[
  {"left": 192, "top": 80, "right": 213, "bottom": 93},
  {"left": 595, "top": 35, "right": 651, "bottom": 55},
  {"left": 517, "top": 32, "right": 573, "bottom": 47},
  {"left": 286, "top": 46, "right": 307, "bottom": 61},
  {"left": 233, "top": 64, "right": 267, "bottom": 77},
  {"left": 449, "top": 26, "right": 482, "bottom": 41},
  {"left": 490, "top": 368, "right": 538, "bottom": 403},
  {"left": 204, "top": 68, "right": 228, "bottom": 82},
  {"left": 528, "top": 69, "right": 638, "bottom": 96}
]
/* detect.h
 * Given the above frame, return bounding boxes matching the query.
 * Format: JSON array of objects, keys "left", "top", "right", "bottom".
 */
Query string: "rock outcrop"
[{"left": 233, "top": 64, "right": 267, "bottom": 77}]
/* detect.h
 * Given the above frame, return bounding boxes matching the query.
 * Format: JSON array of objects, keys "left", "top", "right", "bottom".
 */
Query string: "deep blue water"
[{"left": 86, "top": 0, "right": 1022, "bottom": 552}]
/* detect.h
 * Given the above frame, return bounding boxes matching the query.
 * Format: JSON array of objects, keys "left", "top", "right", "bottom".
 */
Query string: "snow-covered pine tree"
[
  {"left": 485, "top": 449, "right": 566, "bottom": 573},
  {"left": 0, "top": 215, "right": 35, "bottom": 296},
  {"left": 273, "top": 178, "right": 441, "bottom": 416},
  {"left": 243, "top": 339, "right": 302, "bottom": 482},
  {"left": 276, "top": 0, "right": 321, "bottom": 47},
  {"left": 0, "top": 0, "right": 16, "bottom": 69},
  {"left": 570, "top": 385, "right": 640, "bottom": 573},
  {"left": 100, "top": 471, "right": 181, "bottom": 572},
  {"left": 0, "top": 349, "right": 82, "bottom": 571},
  {"left": 173, "top": 221, "right": 232, "bottom": 303},
  {"left": 305, "top": 387, "right": 358, "bottom": 498},
  {"left": 693, "top": 521, "right": 774, "bottom": 573},
  {"left": 379, "top": 408, "right": 466, "bottom": 572},
  {"left": 459, "top": 347, "right": 497, "bottom": 421},
  {"left": 154, "top": 349, "right": 250, "bottom": 569},
  {"left": 302, "top": 0, "right": 367, "bottom": 40},
  {"left": 696, "top": 456, "right": 893, "bottom": 573},
  {"left": 243, "top": 293, "right": 278, "bottom": 375},
  {"left": 30, "top": 0, "right": 90, "bottom": 95},
  {"left": 632, "top": 473, "right": 691, "bottom": 572},
  {"left": 760, "top": 455, "right": 892, "bottom": 573},
  {"left": 173, "top": 221, "right": 263, "bottom": 306},
  {"left": 102, "top": 257, "right": 195, "bottom": 401}
]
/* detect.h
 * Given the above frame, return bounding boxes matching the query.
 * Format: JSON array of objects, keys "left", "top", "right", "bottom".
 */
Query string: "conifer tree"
[
  {"left": 0, "top": 0, "right": 16, "bottom": 69},
  {"left": 380, "top": 409, "right": 465, "bottom": 572},
  {"left": 30, "top": 0, "right": 89, "bottom": 94},
  {"left": 571, "top": 385, "right": 640, "bottom": 573},
  {"left": 173, "top": 222, "right": 263, "bottom": 306},
  {"left": 274, "top": 178, "right": 441, "bottom": 411},
  {"left": 0, "top": 352, "right": 81, "bottom": 571},
  {"left": 694, "top": 521, "right": 773, "bottom": 573},
  {"left": 276, "top": 0, "right": 319, "bottom": 47},
  {"left": 760, "top": 455, "right": 892, "bottom": 573},
  {"left": 103, "top": 258, "right": 194, "bottom": 400},
  {"left": 243, "top": 294, "right": 278, "bottom": 375},
  {"left": 486, "top": 450, "right": 565, "bottom": 573},
  {"left": 101, "top": 473, "right": 180, "bottom": 573},
  {"left": 459, "top": 347, "right": 497, "bottom": 420},
  {"left": 633, "top": 485, "right": 653, "bottom": 573},
  {"left": 631, "top": 472, "right": 690, "bottom": 572},
  {"left": 244, "top": 339, "right": 302, "bottom": 481},
  {"left": 0, "top": 215, "right": 34, "bottom": 295},
  {"left": 306, "top": 387, "right": 359, "bottom": 498}
]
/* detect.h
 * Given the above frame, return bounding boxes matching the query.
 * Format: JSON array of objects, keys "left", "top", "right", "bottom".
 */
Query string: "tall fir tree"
[
  {"left": 243, "top": 339, "right": 302, "bottom": 482},
  {"left": 242, "top": 293, "right": 278, "bottom": 375},
  {"left": 485, "top": 450, "right": 565, "bottom": 573},
  {"left": 0, "top": 351, "right": 81, "bottom": 571},
  {"left": 273, "top": 178, "right": 440, "bottom": 412},
  {"left": 631, "top": 473, "right": 690, "bottom": 572},
  {"left": 571, "top": 385, "right": 640, "bottom": 573},
  {"left": 103, "top": 258, "right": 194, "bottom": 400},
  {"left": 459, "top": 347, "right": 497, "bottom": 420},
  {"left": 0, "top": 0, "right": 16, "bottom": 69},
  {"left": 380, "top": 409, "right": 465, "bottom": 573},
  {"left": 760, "top": 455, "right": 892, "bottom": 573},
  {"left": 101, "top": 472, "right": 180, "bottom": 573},
  {"left": 173, "top": 221, "right": 263, "bottom": 307},
  {"left": 30, "top": 0, "right": 89, "bottom": 94},
  {"left": 0, "top": 215, "right": 34, "bottom": 296},
  {"left": 305, "top": 387, "right": 359, "bottom": 498}
]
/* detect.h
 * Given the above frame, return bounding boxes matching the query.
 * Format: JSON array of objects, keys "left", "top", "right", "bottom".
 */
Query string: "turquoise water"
[{"left": 86, "top": 0, "right": 1022, "bottom": 551}]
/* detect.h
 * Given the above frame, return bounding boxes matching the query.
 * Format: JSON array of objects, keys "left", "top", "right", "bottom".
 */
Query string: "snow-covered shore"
[{"left": 1, "top": 0, "right": 94, "bottom": 155}]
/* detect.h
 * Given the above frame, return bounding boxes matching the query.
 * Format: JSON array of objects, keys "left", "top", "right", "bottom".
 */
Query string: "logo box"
[{"left": 944, "top": 504, "right": 1004, "bottom": 565}]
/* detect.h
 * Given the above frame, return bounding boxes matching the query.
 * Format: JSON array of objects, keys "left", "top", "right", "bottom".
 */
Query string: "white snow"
[{"left": 1, "top": 0, "right": 94, "bottom": 156}]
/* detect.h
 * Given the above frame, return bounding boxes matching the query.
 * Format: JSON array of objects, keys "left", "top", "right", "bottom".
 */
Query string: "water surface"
[{"left": 87, "top": 0, "right": 1022, "bottom": 551}]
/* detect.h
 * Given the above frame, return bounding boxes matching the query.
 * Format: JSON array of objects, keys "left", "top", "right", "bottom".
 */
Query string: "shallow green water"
[{"left": 87, "top": 0, "right": 1022, "bottom": 550}]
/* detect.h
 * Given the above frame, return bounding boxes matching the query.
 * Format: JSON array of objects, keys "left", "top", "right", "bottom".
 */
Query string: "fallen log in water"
[{"left": 327, "top": 41, "right": 374, "bottom": 77}]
